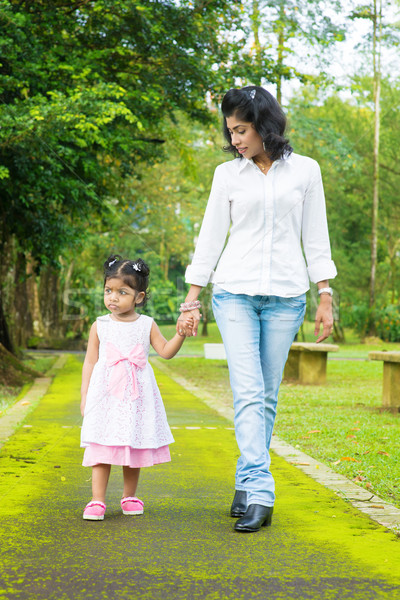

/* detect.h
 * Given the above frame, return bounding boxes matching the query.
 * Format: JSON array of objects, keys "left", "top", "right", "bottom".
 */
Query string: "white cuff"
[
  {"left": 185, "top": 264, "right": 214, "bottom": 287},
  {"left": 307, "top": 260, "right": 337, "bottom": 284}
]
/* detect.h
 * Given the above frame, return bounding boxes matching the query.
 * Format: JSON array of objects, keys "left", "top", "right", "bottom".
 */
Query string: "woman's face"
[{"left": 226, "top": 115, "right": 264, "bottom": 160}]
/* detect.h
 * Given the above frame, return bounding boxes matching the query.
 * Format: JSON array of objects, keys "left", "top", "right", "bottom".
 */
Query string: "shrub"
[{"left": 375, "top": 304, "right": 400, "bottom": 342}]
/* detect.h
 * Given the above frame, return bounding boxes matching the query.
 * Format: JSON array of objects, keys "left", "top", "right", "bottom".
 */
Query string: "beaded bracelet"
[{"left": 179, "top": 300, "right": 202, "bottom": 312}]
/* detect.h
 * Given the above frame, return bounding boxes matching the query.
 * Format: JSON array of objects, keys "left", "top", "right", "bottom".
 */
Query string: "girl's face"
[
  {"left": 226, "top": 114, "right": 264, "bottom": 160},
  {"left": 104, "top": 277, "right": 145, "bottom": 320}
]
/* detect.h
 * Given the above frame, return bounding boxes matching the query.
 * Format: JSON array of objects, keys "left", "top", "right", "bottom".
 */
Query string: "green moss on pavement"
[{"left": 0, "top": 355, "right": 400, "bottom": 599}]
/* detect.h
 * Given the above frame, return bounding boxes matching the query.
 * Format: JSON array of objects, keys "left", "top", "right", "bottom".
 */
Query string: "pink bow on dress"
[{"left": 106, "top": 343, "right": 147, "bottom": 399}]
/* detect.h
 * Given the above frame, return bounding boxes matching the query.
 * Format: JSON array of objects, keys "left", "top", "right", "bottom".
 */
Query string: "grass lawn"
[
  {"left": 158, "top": 320, "right": 400, "bottom": 359},
  {"left": 156, "top": 321, "right": 224, "bottom": 355},
  {"left": 0, "top": 353, "right": 58, "bottom": 414},
  {"left": 21, "top": 353, "right": 59, "bottom": 374},
  {"left": 157, "top": 322, "right": 400, "bottom": 510}
]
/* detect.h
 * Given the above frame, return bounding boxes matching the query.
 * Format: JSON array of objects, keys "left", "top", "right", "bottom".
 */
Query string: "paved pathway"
[
  {"left": 151, "top": 357, "right": 400, "bottom": 536},
  {"left": 1, "top": 355, "right": 400, "bottom": 599}
]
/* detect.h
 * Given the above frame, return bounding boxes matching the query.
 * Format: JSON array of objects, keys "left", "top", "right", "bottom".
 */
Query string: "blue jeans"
[{"left": 212, "top": 288, "right": 306, "bottom": 507}]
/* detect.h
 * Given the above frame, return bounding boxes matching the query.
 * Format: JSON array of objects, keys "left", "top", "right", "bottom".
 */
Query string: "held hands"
[
  {"left": 177, "top": 308, "right": 201, "bottom": 337},
  {"left": 314, "top": 295, "right": 334, "bottom": 343}
]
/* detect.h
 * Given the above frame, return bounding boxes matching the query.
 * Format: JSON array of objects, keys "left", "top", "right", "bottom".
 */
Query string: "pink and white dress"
[{"left": 80, "top": 314, "right": 174, "bottom": 468}]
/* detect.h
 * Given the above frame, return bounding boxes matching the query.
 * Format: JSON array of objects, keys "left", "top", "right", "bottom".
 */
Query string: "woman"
[{"left": 177, "top": 86, "right": 337, "bottom": 533}]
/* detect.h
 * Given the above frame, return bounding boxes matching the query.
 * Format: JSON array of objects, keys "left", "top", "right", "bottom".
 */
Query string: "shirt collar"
[
  {"left": 238, "top": 157, "right": 255, "bottom": 173},
  {"left": 238, "top": 155, "right": 290, "bottom": 174}
]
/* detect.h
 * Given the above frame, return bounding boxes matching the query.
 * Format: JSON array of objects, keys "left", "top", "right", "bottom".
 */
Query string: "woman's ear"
[{"left": 135, "top": 291, "right": 146, "bottom": 306}]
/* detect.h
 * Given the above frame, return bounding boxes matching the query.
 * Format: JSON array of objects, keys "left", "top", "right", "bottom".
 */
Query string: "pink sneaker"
[
  {"left": 83, "top": 500, "right": 106, "bottom": 521},
  {"left": 121, "top": 496, "right": 144, "bottom": 515}
]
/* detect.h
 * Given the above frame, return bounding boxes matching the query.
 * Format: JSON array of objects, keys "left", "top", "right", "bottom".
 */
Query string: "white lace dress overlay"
[{"left": 80, "top": 314, "right": 174, "bottom": 450}]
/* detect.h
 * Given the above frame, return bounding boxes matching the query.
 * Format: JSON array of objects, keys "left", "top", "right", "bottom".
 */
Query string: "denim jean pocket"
[
  {"left": 212, "top": 287, "right": 239, "bottom": 321},
  {"left": 275, "top": 294, "right": 306, "bottom": 321},
  {"left": 212, "top": 284, "right": 229, "bottom": 297},
  {"left": 278, "top": 294, "right": 306, "bottom": 308}
]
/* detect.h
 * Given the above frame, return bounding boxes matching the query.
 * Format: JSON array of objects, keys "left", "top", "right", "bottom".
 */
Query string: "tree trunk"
[
  {"left": 0, "top": 237, "right": 15, "bottom": 352},
  {"left": 39, "top": 266, "right": 60, "bottom": 338},
  {"left": 251, "top": 0, "right": 262, "bottom": 85},
  {"left": 201, "top": 318, "right": 208, "bottom": 337},
  {"left": 276, "top": 2, "right": 285, "bottom": 105},
  {"left": 61, "top": 259, "right": 74, "bottom": 333},
  {"left": 14, "top": 252, "right": 34, "bottom": 347},
  {"left": 333, "top": 320, "right": 346, "bottom": 343},
  {"left": 0, "top": 290, "right": 14, "bottom": 353},
  {"left": 387, "top": 237, "right": 399, "bottom": 304},
  {"left": 200, "top": 284, "right": 213, "bottom": 337},
  {"left": 26, "top": 257, "right": 45, "bottom": 337},
  {"left": 159, "top": 231, "right": 169, "bottom": 279},
  {"left": 369, "top": 0, "right": 382, "bottom": 309}
]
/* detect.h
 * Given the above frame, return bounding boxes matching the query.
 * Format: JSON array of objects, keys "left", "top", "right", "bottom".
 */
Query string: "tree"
[
  {"left": 59, "top": 113, "right": 228, "bottom": 330},
  {"left": 0, "top": 0, "right": 242, "bottom": 350},
  {"left": 370, "top": 0, "right": 383, "bottom": 310},
  {"left": 288, "top": 78, "right": 400, "bottom": 337},
  {"left": 349, "top": 0, "right": 400, "bottom": 317},
  {"left": 237, "top": 0, "right": 346, "bottom": 102}
]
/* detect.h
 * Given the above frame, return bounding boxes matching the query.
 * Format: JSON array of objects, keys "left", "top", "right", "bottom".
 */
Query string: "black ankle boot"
[
  {"left": 230, "top": 490, "right": 247, "bottom": 518},
  {"left": 234, "top": 504, "right": 273, "bottom": 533}
]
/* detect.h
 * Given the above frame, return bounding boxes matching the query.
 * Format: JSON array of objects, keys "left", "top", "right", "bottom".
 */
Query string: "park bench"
[
  {"left": 283, "top": 342, "right": 339, "bottom": 385},
  {"left": 204, "top": 342, "right": 339, "bottom": 385},
  {"left": 368, "top": 351, "right": 400, "bottom": 411}
]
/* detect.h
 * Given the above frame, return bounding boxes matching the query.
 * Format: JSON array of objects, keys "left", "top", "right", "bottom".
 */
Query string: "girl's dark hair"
[
  {"left": 103, "top": 254, "right": 150, "bottom": 307},
  {"left": 221, "top": 86, "right": 293, "bottom": 161}
]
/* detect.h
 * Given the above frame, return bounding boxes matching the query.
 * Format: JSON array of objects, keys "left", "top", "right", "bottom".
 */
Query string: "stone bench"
[
  {"left": 204, "top": 342, "right": 339, "bottom": 385},
  {"left": 283, "top": 342, "right": 339, "bottom": 385},
  {"left": 204, "top": 343, "right": 227, "bottom": 360},
  {"left": 368, "top": 351, "right": 400, "bottom": 410}
]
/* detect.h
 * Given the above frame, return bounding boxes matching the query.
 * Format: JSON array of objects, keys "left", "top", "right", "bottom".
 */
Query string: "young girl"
[{"left": 80, "top": 254, "right": 192, "bottom": 521}]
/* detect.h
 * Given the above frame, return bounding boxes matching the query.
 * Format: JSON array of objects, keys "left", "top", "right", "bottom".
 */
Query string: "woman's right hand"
[{"left": 80, "top": 396, "right": 86, "bottom": 417}]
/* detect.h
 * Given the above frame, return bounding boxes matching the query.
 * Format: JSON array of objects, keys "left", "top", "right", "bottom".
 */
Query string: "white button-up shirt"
[{"left": 185, "top": 153, "right": 337, "bottom": 297}]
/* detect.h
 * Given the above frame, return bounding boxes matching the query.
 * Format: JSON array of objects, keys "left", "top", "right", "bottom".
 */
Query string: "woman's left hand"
[{"left": 314, "top": 295, "right": 334, "bottom": 343}]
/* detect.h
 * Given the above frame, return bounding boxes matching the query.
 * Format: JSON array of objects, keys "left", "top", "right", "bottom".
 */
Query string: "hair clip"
[
  {"left": 249, "top": 89, "right": 256, "bottom": 100},
  {"left": 132, "top": 263, "right": 141, "bottom": 272},
  {"left": 108, "top": 259, "right": 117, "bottom": 267}
]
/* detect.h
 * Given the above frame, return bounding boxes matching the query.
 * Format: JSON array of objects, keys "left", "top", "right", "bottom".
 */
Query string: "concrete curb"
[
  {"left": 0, "top": 354, "right": 68, "bottom": 450},
  {"left": 270, "top": 437, "right": 400, "bottom": 535},
  {"left": 151, "top": 356, "right": 400, "bottom": 536}
]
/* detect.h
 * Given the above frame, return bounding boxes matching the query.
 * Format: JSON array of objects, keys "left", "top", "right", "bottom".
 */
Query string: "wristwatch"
[{"left": 318, "top": 287, "right": 333, "bottom": 296}]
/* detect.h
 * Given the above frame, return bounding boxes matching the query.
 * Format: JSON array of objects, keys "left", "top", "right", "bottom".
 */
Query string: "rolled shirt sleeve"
[
  {"left": 185, "top": 165, "right": 231, "bottom": 287},
  {"left": 301, "top": 162, "right": 337, "bottom": 284}
]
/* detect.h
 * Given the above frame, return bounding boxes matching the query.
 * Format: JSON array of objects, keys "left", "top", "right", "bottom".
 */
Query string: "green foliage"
[
  {"left": 60, "top": 114, "right": 226, "bottom": 334},
  {"left": 2, "top": 0, "right": 399, "bottom": 348},
  {"left": 288, "top": 79, "right": 400, "bottom": 329},
  {"left": 0, "top": 0, "right": 243, "bottom": 347},
  {"left": 340, "top": 303, "right": 371, "bottom": 337},
  {"left": 375, "top": 305, "right": 400, "bottom": 342},
  {"left": 339, "top": 303, "right": 400, "bottom": 343},
  {"left": 145, "top": 269, "right": 179, "bottom": 323},
  {"left": 0, "top": 83, "right": 136, "bottom": 266},
  {"left": 0, "top": 0, "right": 242, "bottom": 270},
  {"left": 234, "top": 0, "right": 346, "bottom": 95}
]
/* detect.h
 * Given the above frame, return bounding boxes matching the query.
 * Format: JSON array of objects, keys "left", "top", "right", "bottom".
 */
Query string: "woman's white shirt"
[{"left": 185, "top": 153, "right": 337, "bottom": 297}]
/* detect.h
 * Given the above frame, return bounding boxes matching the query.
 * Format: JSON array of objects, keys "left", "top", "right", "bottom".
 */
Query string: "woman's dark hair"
[
  {"left": 221, "top": 86, "right": 293, "bottom": 161},
  {"left": 103, "top": 254, "right": 150, "bottom": 307}
]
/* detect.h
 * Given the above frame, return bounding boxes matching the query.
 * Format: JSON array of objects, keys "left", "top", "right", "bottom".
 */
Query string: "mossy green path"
[{"left": 1, "top": 355, "right": 400, "bottom": 599}]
